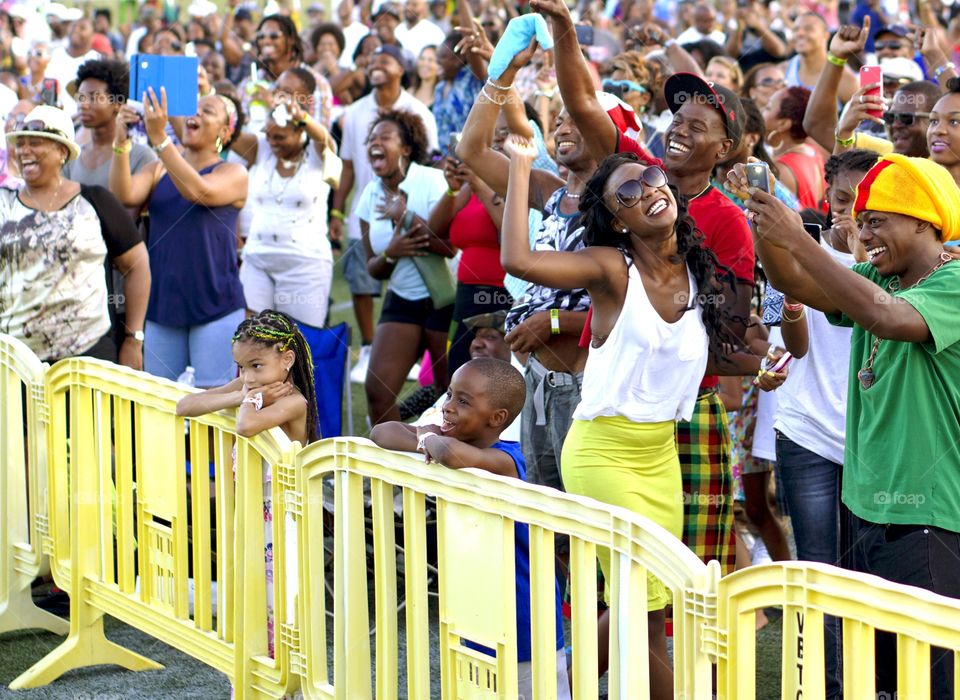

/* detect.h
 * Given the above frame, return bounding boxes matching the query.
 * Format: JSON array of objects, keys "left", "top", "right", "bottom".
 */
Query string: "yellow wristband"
[
  {"left": 550, "top": 308, "right": 560, "bottom": 335},
  {"left": 330, "top": 209, "right": 345, "bottom": 220},
  {"left": 446, "top": 188, "right": 460, "bottom": 198},
  {"left": 113, "top": 140, "right": 132, "bottom": 155},
  {"left": 835, "top": 132, "right": 855, "bottom": 147},
  {"left": 826, "top": 53, "right": 847, "bottom": 67}
]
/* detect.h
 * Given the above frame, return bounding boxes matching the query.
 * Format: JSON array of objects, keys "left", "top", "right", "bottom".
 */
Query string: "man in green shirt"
[{"left": 730, "top": 152, "right": 960, "bottom": 697}]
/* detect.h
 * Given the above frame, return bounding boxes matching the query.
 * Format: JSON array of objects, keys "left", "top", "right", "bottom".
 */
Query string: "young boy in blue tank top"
[{"left": 370, "top": 358, "right": 569, "bottom": 699}]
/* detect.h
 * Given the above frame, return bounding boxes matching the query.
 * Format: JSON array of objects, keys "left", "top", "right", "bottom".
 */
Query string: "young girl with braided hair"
[{"left": 177, "top": 310, "right": 317, "bottom": 662}]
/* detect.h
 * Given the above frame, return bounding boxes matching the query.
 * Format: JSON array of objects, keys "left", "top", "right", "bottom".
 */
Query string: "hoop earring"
[
  {"left": 215, "top": 136, "right": 223, "bottom": 153},
  {"left": 398, "top": 156, "right": 407, "bottom": 177},
  {"left": 766, "top": 129, "right": 783, "bottom": 151}
]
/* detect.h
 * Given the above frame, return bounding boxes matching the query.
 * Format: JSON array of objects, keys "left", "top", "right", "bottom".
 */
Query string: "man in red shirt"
[{"left": 534, "top": 0, "right": 758, "bottom": 577}]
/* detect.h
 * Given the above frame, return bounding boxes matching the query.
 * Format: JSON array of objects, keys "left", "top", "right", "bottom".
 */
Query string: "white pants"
[
  {"left": 517, "top": 648, "right": 571, "bottom": 700},
  {"left": 240, "top": 252, "right": 333, "bottom": 328}
]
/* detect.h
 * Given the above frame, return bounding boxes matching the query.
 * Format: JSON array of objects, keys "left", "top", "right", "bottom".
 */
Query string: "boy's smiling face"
[{"left": 439, "top": 365, "right": 507, "bottom": 443}]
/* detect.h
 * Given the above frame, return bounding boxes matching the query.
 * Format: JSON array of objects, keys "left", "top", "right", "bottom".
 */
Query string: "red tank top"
[
  {"left": 448, "top": 194, "right": 506, "bottom": 287},
  {"left": 778, "top": 146, "right": 827, "bottom": 212}
]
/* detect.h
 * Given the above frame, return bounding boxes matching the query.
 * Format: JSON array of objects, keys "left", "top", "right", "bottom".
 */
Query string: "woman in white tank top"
[{"left": 500, "top": 137, "right": 738, "bottom": 700}]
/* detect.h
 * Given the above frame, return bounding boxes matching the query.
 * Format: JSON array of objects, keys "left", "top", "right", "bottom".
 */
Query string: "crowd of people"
[{"left": 2, "top": 0, "right": 960, "bottom": 696}]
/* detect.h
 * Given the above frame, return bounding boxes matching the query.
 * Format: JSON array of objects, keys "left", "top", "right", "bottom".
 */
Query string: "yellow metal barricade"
[
  {"left": 9, "top": 358, "right": 299, "bottom": 699},
  {"left": 715, "top": 561, "right": 960, "bottom": 700},
  {"left": 293, "top": 437, "right": 716, "bottom": 700},
  {"left": 0, "top": 334, "right": 68, "bottom": 636}
]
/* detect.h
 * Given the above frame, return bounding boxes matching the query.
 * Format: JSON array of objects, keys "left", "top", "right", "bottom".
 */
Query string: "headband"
[{"left": 218, "top": 94, "right": 238, "bottom": 135}]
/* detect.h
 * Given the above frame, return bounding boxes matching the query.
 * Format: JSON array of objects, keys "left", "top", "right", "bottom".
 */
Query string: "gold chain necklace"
[{"left": 857, "top": 252, "right": 953, "bottom": 390}]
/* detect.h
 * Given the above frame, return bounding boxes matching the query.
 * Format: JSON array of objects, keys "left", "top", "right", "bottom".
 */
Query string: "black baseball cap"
[
  {"left": 875, "top": 24, "right": 910, "bottom": 38},
  {"left": 664, "top": 72, "right": 745, "bottom": 148},
  {"left": 373, "top": 44, "right": 407, "bottom": 71}
]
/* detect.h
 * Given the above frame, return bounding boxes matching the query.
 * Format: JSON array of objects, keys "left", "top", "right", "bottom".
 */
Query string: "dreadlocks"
[{"left": 233, "top": 310, "right": 318, "bottom": 443}]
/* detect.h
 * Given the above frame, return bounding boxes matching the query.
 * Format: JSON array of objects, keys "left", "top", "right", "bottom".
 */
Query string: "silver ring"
[{"left": 859, "top": 95, "right": 864, "bottom": 104}]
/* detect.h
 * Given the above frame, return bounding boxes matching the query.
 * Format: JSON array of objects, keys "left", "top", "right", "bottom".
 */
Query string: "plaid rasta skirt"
[{"left": 675, "top": 388, "right": 736, "bottom": 575}]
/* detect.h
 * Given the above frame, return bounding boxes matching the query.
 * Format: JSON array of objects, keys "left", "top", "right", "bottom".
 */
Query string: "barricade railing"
[
  {"left": 4, "top": 343, "right": 960, "bottom": 699},
  {"left": 293, "top": 437, "right": 716, "bottom": 700},
  {"left": 8, "top": 358, "right": 299, "bottom": 699},
  {"left": 0, "top": 335, "right": 68, "bottom": 637},
  {"left": 715, "top": 562, "right": 960, "bottom": 700}
]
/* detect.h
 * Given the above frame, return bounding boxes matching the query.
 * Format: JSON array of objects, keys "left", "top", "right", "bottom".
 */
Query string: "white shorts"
[
  {"left": 517, "top": 648, "right": 571, "bottom": 700},
  {"left": 240, "top": 253, "right": 333, "bottom": 328}
]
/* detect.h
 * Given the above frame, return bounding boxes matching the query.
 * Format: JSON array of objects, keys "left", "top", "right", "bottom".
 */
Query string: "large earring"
[
  {"left": 398, "top": 156, "right": 407, "bottom": 177},
  {"left": 215, "top": 136, "right": 223, "bottom": 153},
  {"left": 300, "top": 130, "right": 308, "bottom": 146},
  {"left": 766, "top": 129, "right": 783, "bottom": 151}
]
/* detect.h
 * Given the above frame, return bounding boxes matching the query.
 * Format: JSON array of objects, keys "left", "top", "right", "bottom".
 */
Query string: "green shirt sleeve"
[
  {"left": 897, "top": 263, "right": 960, "bottom": 355},
  {"left": 825, "top": 262, "right": 882, "bottom": 328}
]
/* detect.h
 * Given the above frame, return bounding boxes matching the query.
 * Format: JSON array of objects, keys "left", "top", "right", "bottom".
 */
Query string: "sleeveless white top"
[{"left": 574, "top": 253, "right": 710, "bottom": 423}]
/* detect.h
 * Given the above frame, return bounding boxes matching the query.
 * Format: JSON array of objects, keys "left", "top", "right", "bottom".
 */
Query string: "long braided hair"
[
  {"left": 232, "top": 310, "right": 318, "bottom": 443},
  {"left": 579, "top": 152, "right": 739, "bottom": 355}
]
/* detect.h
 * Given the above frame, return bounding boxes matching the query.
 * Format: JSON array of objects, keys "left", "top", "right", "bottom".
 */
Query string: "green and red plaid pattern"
[{"left": 675, "top": 390, "right": 736, "bottom": 575}]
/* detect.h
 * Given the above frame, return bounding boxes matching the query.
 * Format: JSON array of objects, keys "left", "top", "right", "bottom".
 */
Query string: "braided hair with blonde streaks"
[{"left": 232, "top": 310, "right": 319, "bottom": 443}]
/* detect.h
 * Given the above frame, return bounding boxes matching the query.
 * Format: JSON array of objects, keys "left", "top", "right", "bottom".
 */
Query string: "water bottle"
[{"left": 177, "top": 366, "right": 196, "bottom": 387}]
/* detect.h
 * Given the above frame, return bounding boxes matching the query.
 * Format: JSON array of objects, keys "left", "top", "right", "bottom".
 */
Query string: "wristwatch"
[{"left": 126, "top": 329, "right": 145, "bottom": 342}]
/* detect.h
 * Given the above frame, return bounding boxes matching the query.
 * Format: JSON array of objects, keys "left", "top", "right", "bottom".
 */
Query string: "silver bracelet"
[
  {"left": 487, "top": 77, "right": 512, "bottom": 90},
  {"left": 151, "top": 135, "right": 172, "bottom": 153},
  {"left": 480, "top": 85, "right": 506, "bottom": 106}
]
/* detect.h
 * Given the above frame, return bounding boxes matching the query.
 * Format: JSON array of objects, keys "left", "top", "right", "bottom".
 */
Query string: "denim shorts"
[{"left": 340, "top": 239, "right": 383, "bottom": 297}]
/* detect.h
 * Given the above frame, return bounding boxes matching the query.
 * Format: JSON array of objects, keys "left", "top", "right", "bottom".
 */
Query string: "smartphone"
[
  {"left": 859, "top": 65, "right": 883, "bottom": 120},
  {"left": 803, "top": 222, "right": 822, "bottom": 243},
  {"left": 448, "top": 132, "right": 461, "bottom": 159},
  {"left": 39, "top": 78, "right": 58, "bottom": 107},
  {"left": 768, "top": 351, "right": 793, "bottom": 373},
  {"left": 575, "top": 24, "right": 595, "bottom": 46},
  {"left": 745, "top": 162, "right": 770, "bottom": 194}
]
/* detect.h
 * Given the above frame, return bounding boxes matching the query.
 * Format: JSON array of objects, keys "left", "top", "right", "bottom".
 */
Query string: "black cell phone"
[
  {"left": 744, "top": 162, "right": 770, "bottom": 194},
  {"left": 575, "top": 24, "right": 594, "bottom": 46},
  {"left": 803, "top": 223, "right": 822, "bottom": 243},
  {"left": 39, "top": 78, "right": 58, "bottom": 107}
]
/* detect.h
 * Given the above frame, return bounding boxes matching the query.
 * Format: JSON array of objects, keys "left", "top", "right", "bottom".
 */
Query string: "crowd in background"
[{"left": 2, "top": 0, "right": 960, "bottom": 696}]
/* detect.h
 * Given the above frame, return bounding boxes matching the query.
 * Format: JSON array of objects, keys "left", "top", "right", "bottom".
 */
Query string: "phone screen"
[
  {"left": 745, "top": 162, "right": 770, "bottom": 194},
  {"left": 575, "top": 24, "right": 594, "bottom": 46},
  {"left": 803, "top": 223, "right": 822, "bottom": 243},
  {"left": 40, "top": 79, "right": 58, "bottom": 107},
  {"left": 859, "top": 66, "right": 883, "bottom": 120}
]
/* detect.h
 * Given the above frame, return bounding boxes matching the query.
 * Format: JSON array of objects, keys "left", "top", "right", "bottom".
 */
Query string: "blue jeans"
[
  {"left": 775, "top": 432, "right": 843, "bottom": 699},
  {"left": 144, "top": 308, "right": 246, "bottom": 387}
]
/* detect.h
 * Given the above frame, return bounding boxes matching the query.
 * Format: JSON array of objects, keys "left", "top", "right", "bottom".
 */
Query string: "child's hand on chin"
[
  {"left": 415, "top": 424, "right": 443, "bottom": 462},
  {"left": 242, "top": 381, "right": 293, "bottom": 408}
]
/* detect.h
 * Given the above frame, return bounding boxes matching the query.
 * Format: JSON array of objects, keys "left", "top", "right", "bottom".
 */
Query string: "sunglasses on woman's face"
[
  {"left": 614, "top": 166, "right": 668, "bottom": 209},
  {"left": 757, "top": 77, "right": 785, "bottom": 88},
  {"left": 257, "top": 31, "right": 283, "bottom": 41},
  {"left": 882, "top": 111, "right": 931, "bottom": 126},
  {"left": 29, "top": 49, "right": 49, "bottom": 59}
]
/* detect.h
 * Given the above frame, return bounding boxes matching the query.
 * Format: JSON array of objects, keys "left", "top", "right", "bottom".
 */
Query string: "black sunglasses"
[
  {"left": 614, "top": 166, "right": 668, "bottom": 209},
  {"left": 257, "top": 31, "right": 283, "bottom": 41},
  {"left": 12, "top": 119, "right": 67, "bottom": 139},
  {"left": 882, "top": 111, "right": 931, "bottom": 126},
  {"left": 874, "top": 40, "right": 904, "bottom": 51}
]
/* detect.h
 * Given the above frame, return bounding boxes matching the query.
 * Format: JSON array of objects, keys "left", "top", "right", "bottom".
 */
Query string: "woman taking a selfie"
[{"left": 110, "top": 88, "right": 248, "bottom": 387}]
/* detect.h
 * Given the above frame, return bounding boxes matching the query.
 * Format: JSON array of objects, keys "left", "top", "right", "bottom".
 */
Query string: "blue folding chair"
[{"left": 296, "top": 321, "right": 352, "bottom": 438}]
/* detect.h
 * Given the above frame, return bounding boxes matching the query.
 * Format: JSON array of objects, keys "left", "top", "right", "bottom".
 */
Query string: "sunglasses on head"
[
  {"left": 12, "top": 119, "right": 67, "bottom": 139},
  {"left": 614, "top": 166, "right": 668, "bottom": 209},
  {"left": 882, "top": 111, "right": 931, "bottom": 126},
  {"left": 602, "top": 78, "right": 648, "bottom": 98},
  {"left": 874, "top": 40, "right": 904, "bottom": 51},
  {"left": 257, "top": 30, "right": 283, "bottom": 41}
]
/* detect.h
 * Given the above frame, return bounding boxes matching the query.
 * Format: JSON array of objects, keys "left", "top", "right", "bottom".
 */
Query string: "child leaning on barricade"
[{"left": 370, "top": 358, "right": 570, "bottom": 699}]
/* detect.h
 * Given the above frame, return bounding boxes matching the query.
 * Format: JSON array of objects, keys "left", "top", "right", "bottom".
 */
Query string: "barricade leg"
[
  {"left": 0, "top": 577, "right": 69, "bottom": 635},
  {"left": 9, "top": 612, "right": 162, "bottom": 689}
]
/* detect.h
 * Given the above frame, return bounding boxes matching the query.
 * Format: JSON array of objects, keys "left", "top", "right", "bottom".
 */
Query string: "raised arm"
[
  {"left": 110, "top": 105, "right": 159, "bottom": 208},
  {"left": 531, "top": 0, "right": 618, "bottom": 161},
  {"left": 143, "top": 88, "right": 248, "bottom": 207},
  {"left": 455, "top": 42, "right": 562, "bottom": 208},
  {"left": 454, "top": 0, "right": 489, "bottom": 80},
  {"left": 219, "top": 0, "right": 244, "bottom": 67},
  {"left": 500, "top": 135, "right": 606, "bottom": 290},
  {"left": 802, "top": 18, "right": 869, "bottom": 152}
]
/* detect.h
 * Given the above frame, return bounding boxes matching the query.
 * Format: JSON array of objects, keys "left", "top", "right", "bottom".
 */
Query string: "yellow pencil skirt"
[{"left": 560, "top": 415, "right": 683, "bottom": 611}]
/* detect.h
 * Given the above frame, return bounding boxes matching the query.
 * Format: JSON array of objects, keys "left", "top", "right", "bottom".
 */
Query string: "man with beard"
[
  {"left": 331, "top": 44, "right": 438, "bottom": 384},
  {"left": 395, "top": 0, "right": 445, "bottom": 59}
]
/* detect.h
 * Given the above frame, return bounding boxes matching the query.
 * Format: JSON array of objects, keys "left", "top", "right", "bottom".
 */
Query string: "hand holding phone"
[
  {"left": 745, "top": 162, "right": 771, "bottom": 194},
  {"left": 859, "top": 65, "right": 883, "bottom": 120},
  {"left": 39, "top": 78, "right": 58, "bottom": 107}
]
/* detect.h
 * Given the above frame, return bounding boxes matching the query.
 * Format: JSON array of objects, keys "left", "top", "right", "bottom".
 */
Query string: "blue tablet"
[{"left": 128, "top": 54, "right": 199, "bottom": 117}]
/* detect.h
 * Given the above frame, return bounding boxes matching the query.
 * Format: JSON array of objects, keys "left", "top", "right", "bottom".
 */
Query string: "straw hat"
[{"left": 5, "top": 105, "right": 81, "bottom": 161}]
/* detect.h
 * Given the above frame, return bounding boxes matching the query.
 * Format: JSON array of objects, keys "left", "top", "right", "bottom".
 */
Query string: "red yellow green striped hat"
[{"left": 853, "top": 153, "right": 960, "bottom": 242}]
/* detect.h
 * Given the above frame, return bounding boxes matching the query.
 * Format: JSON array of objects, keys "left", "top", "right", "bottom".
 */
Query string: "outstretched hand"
[
  {"left": 143, "top": 86, "right": 169, "bottom": 146},
  {"left": 529, "top": 0, "right": 571, "bottom": 21}
]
